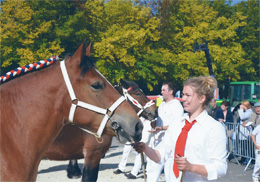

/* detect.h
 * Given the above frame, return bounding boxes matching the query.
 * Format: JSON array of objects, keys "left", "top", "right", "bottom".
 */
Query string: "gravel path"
[
  {"left": 37, "top": 137, "right": 253, "bottom": 182},
  {"left": 37, "top": 137, "right": 165, "bottom": 182}
]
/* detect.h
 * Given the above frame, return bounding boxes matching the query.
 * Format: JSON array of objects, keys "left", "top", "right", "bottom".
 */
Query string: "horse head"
[
  {"left": 61, "top": 39, "right": 142, "bottom": 143},
  {"left": 115, "top": 79, "right": 158, "bottom": 122}
]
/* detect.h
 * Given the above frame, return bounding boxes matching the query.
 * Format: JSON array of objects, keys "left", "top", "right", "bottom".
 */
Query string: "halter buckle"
[{"left": 106, "top": 109, "right": 114, "bottom": 118}]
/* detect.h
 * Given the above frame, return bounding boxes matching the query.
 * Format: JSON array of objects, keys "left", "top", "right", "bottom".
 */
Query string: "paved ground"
[{"left": 37, "top": 137, "right": 254, "bottom": 182}]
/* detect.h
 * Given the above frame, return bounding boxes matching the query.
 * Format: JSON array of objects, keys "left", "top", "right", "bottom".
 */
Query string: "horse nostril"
[
  {"left": 155, "top": 109, "right": 158, "bottom": 117},
  {"left": 135, "top": 122, "right": 143, "bottom": 132},
  {"left": 134, "top": 121, "right": 143, "bottom": 141}
]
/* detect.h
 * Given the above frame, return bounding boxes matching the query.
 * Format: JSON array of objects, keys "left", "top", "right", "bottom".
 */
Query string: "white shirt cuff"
[{"left": 205, "top": 164, "right": 218, "bottom": 180}]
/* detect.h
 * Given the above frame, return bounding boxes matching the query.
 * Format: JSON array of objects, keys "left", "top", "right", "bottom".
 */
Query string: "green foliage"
[
  {"left": 149, "top": 0, "right": 256, "bottom": 94},
  {"left": 0, "top": 0, "right": 86, "bottom": 73},
  {"left": 88, "top": 0, "right": 161, "bottom": 89},
  {"left": 233, "top": 0, "right": 259, "bottom": 80},
  {"left": 0, "top": 0, "right": 258, "bottom": 96}
]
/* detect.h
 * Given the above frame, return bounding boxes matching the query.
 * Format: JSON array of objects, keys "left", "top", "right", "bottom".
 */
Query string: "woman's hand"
[
  {"left": 240, "top": 104, "right": 246, "bottom": 111},
  {"left": 218, "top": 118, "right": 224, "bottom": 123},
  {"left": 174, "top": 155, "right": 193, "bottom": 172},
  {"left": 132, "top": 142, "right": 146, "bottom": 153}
]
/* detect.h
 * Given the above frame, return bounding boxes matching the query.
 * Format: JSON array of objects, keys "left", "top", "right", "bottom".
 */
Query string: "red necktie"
[{"left": 173, "top": 120, "right": 197, "bottom": 178}]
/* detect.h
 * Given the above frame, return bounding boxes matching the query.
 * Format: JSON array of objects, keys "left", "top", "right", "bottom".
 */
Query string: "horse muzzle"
[{"left": 111, "top": 120, "right": 142, "bottom": 143}]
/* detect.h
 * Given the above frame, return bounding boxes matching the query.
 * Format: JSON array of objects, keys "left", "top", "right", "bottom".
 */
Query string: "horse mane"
[
  {"left": 0, "top": 40, "right": 95, "bottom": 84},
  {"left": 0, "top": 56, "right": 59, "bottom": 85}
]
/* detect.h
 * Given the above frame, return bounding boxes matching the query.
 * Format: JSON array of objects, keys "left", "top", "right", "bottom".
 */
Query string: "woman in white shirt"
[
  {"left": 237, "top": 100, "right": 253, "bottom": 164},
  {"left": 132, "top": 76, "right": 227, "bottom": 182}
]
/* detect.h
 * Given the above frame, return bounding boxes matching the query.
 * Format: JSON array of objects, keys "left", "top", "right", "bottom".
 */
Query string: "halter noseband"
[
  {"left": 60, "top": 60, "right": 126, "bottom": 138},
  {"left": 122, "top": 87, "right": 155, "bottom": 117}
]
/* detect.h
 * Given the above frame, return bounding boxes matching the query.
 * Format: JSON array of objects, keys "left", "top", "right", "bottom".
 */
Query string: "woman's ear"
[{"left": 200, "top": 95, "right": 206, "bottom": 104}]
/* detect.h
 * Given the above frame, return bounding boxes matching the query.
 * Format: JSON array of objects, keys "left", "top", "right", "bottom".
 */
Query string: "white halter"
[
  {"left": 122, "top": 87, "right": 155, "bottom": 116},
  {"left": 60, "top": 60, "right": 126, "bottom": 138}
]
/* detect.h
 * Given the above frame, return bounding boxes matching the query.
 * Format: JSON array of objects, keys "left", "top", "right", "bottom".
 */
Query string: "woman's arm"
[
  {"left": 132, "top": 142, "right": 161, "bottom": 163},
  {"left": 238, "top": 108, "right": 252, "bottom": 121}
]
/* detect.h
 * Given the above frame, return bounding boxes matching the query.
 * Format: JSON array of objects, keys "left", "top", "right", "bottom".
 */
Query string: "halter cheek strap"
[
  {"left": 122, "top": 87, "right": 155, "bottom": 116},
  {"left": 60, "top": 60, "right": 126, "bottom": 138}
]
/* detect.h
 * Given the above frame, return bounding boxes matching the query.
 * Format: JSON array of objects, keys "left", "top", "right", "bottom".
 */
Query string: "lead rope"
[
  {"left": 111, "top": 121, "right": 146, "bottom": 182},
  {"left": 141, "top": 153, "right": 146, "bottom": 182}
]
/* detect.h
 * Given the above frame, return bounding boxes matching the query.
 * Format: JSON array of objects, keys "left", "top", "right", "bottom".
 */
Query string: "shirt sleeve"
[
  {"left": 252, "top": 125, "right": 260, "bottom": 136},
  {"left": 156, "top": 119, "right": 183, "bottom": 164},
  {"left": 238, "top": 109, "right": 253, "bottom": 121},
  {"left": 204, "top": 122, "right": 227, "bottom": 180}
]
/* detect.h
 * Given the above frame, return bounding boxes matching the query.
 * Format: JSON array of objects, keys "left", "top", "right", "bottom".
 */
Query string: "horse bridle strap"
[
  {"left": 122, "top": 87, "right": 155, "bottom": 116},
  {"left": 60, "top": 60, "right": 126, "bottom": 138}
]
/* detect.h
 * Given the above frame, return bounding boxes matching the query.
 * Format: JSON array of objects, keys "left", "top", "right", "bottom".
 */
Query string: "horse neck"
[{"left": 1, "top": 61, "right": 70, "bottom": 151}]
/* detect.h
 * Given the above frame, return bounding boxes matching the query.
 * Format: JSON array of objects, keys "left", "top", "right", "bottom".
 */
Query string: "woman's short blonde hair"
[
  {"left": 184, "top": 76, "right": 217, "bottom": 107},
  {"left": 241, "top": 100, "right": 252, "bottom": 109}
]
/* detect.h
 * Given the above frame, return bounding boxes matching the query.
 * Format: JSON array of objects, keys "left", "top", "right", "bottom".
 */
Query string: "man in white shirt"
[
  {"left": 147, "top": 81, "right": 184, "bottom": 182},
  {"left": 251, "top": 124, "right": 260, "bottom": 182}
]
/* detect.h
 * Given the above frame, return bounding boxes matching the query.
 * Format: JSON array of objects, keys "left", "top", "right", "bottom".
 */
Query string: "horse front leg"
[
  {"left": 81, "top": 154, "right": 102, "bottom": 182},
  {"left": 67, "top": 160, "right": 82, "bottom": 179}
]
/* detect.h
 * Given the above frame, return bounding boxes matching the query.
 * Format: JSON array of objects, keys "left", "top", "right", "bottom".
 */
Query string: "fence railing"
[{"left": 225, "top": 123, "right": 256, "bottom": 171}]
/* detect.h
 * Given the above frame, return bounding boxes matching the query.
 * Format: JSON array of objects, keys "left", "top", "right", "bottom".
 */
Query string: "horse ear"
[
  {"left": 71, "top": 39, "right": 91, "bottom": 64},
  {"left": 86, "top": 42, "right": 92, "bottom": 57},
  {"left": 120, "top": 79, "right": 129, "bottom": 89}
]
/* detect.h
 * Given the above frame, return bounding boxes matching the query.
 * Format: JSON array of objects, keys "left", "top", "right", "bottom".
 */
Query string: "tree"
[
  {"left": 84, "top": 0, "right": 161, "bottom": 91},
  {"left": 1, "top": 0, "right": 258, "bottom": 95},
  {"left": 234, "top": 0, "right": 259, "bottom": 80},
  {"left": 143, "top": 0, "right": 255, "bottom": 93}
]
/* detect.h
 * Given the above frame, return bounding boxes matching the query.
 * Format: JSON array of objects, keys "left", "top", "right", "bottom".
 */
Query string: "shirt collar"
[{"left": 184, "top": 110, "right": 208, "bottom": 125}]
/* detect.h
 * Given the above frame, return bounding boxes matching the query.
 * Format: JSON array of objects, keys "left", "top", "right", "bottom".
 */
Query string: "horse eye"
[
  {"left": 91, "top": 82, "right": 103, "bottom": 90},
  {"left": 135, "top": 91, "right": 142, "bottom": 96}
]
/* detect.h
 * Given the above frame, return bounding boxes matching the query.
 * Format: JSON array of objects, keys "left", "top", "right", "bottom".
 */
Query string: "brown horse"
[
  {"left": 44, "top": 79, "right": 158, "bottom": 182},
  {"left": 0, "top": 39, "right": 143, "bottom": 181}
]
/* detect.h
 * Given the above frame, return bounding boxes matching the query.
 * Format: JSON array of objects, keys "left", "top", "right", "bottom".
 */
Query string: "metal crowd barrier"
[{"left": 225, "top": 123, "right": 256, "bottom": 171}]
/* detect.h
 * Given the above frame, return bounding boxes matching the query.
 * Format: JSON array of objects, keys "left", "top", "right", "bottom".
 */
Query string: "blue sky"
[{"left": 231, "top": 0, "right": 247, "bottom": 5}]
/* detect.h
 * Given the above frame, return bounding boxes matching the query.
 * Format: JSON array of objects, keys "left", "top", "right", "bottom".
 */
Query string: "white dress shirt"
[
  {"left": 155, "top": 99, "right": 184, "bottom": 141},
  {"left": 156, "top": 110, "right": 227, "bottom": 182}
]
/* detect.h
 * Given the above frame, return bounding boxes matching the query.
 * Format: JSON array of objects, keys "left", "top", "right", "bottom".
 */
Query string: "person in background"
[
  {"left": 237, "top": 100, "right": 253, "bottom": 164},
  {"left": 132, "top": 76, "right": 227, "bottom": 182},
  {"left": 146, "top": 81, "right": 184, "bottom": 182},
  {"left": 215, "top": 101, "right": 233, "bottom": 126},
  {"left": 251, "top": 124, "right": 260, "bottom": 182},
  {"left": 206, "top": 98, "right": 220, "bottom": 119},
  {"left": 124, "top": 117, "right": 153, "bottom": 179},
  {"left": 242, "top": 102, "right": 260, "bottom": 127}
]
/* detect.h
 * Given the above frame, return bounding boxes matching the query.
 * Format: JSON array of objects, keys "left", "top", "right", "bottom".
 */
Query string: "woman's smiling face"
[{"left": 182, "top": 85, "right": 205, "bottom": 114}]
